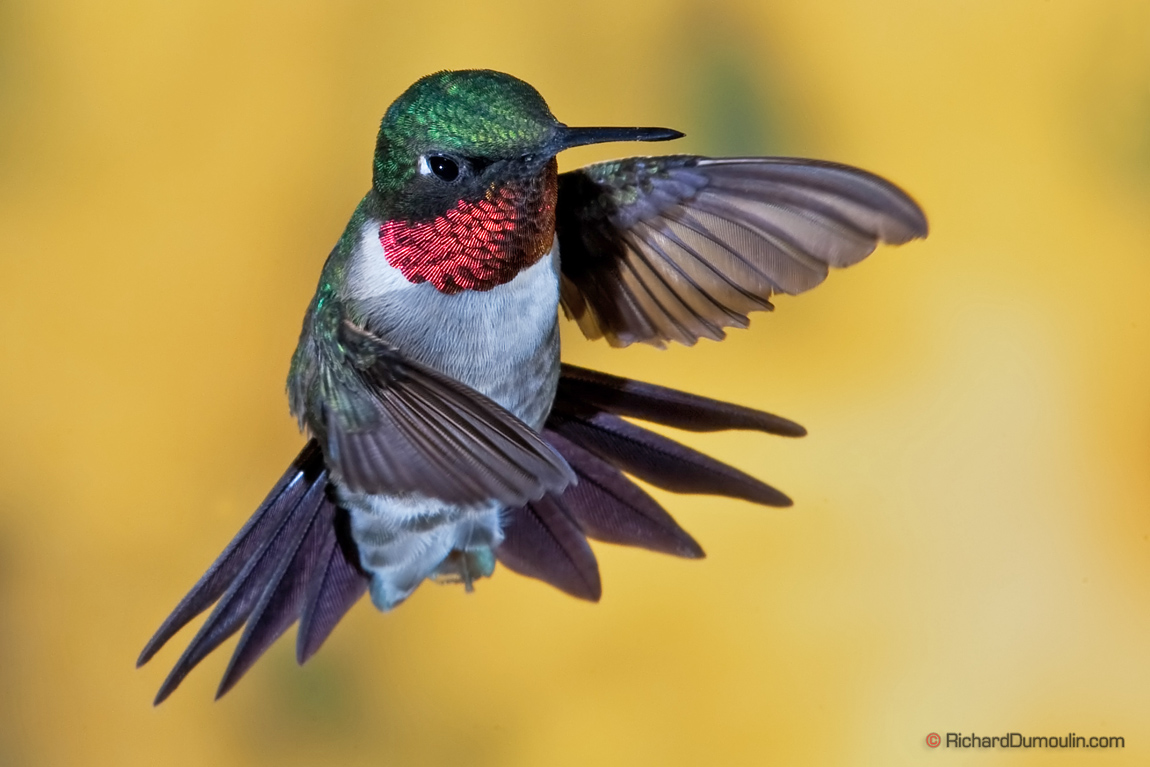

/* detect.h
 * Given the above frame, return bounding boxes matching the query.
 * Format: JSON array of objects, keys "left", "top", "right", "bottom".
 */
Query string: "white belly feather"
[{"left": 339, "top": 218, "right": 562, "bottom": 610}]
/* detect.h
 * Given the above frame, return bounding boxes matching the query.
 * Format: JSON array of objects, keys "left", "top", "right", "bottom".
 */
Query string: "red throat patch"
[{"left": 380, "top": 161, "right": 558, "bottom": 293}]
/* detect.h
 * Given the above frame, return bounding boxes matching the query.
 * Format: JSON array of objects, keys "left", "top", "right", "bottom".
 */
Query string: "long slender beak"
[{"left": 555, "top": 125, "right": 684, "bottom": 151}]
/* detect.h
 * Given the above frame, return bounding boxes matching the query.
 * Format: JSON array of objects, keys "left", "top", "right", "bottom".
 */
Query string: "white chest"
[{"left": 344, "top": 218, "right": 562, "bottom": 428}]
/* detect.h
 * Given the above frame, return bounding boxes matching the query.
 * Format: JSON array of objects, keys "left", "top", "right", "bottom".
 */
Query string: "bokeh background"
[{"left": 2, "top": 0, "right": 1149, "bottom": 765}]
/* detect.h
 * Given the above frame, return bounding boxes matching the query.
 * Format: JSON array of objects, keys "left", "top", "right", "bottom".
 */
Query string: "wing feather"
[
  {"left": 324, "top": 321, "right": 575, "bottom": 506},
  {"left": 557, "top": 155, "right": 927, "bottom": 346}
]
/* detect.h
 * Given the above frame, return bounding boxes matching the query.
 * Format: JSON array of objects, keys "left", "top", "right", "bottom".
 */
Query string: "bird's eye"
[{"left": 427, "top": 155, "right": 459, "bottom": 182}]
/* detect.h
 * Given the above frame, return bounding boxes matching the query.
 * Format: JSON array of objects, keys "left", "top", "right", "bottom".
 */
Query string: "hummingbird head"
[{"left": 370, "top": 70, "right": 681, "bottom": 293}]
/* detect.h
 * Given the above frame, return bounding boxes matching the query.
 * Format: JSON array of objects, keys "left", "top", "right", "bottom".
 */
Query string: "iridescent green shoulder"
[
  {"left": 579, "top": 155, "right": 701, "bottom": 206},
  {"left": 285, "top": 196, "right": 377, "bottom": 434}
]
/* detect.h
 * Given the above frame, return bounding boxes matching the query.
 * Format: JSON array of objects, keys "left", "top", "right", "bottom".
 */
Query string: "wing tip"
[
  {"left": 911, "top": 212, "right": 930, "bottom": 240},
  {"left": 886, "top": 207, "right": 930, "bottom": 245}
]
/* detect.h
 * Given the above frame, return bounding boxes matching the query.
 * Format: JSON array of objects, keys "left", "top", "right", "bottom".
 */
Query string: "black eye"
[{"left": 428, "top": 155, "right": 459, "bottom": 182}]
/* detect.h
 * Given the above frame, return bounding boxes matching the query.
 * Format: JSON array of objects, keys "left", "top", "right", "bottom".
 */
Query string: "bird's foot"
[{"left": 430, "top": 547, "right": 496, "bottom": 592}]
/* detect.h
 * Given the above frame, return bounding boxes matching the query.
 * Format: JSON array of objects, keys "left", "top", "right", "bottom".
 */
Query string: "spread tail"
[
  {"left": 137, "top": 442, "right": 367, "bottom": 704},
  {"left": 140, "top": 365, "right": 804, "bottom": 700},
  {"left": 494, "top": 364, "right": 803, "bottom": 599}
]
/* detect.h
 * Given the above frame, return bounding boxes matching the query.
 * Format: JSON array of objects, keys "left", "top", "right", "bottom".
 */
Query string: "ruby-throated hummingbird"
[{"left": 138, "top": 70, "right": 927, "bottom": 703}]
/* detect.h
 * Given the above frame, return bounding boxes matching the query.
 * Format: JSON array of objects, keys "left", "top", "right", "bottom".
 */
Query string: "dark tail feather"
[
  {"left": 502, "top": 368, "right": 799, "bottom": 596},
  {"left": 496, "top": 495, "right": 602, "bottom": 601},
  {"left": 543, "top": 430, "right": 704, "bottom": 559},
  {"left": 151, "top": 479, "right": 327, "bottom": 704},
  {"left": 557, "top": 363, "right": 807, "bottom": 436},
  {"left": 297, "top": 508, "right": 369, "bottom": 664},
  {"left": 137, "top": 441, "right": 325, "bottom": 668},
  {"left": 141, "top": 440, "right": 368, "bottom": 704},
  {"left": 214, "top": 491, "right": 334, "bottom": 699},
  {"left": 547, "top": 410, "right": 793, "bottom": 507},
  {"left": 144, "top": 371, "right": 802, "bottom": 695}
]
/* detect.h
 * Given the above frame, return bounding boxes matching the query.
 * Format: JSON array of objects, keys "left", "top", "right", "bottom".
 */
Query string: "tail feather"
[
  {"left": 142, "top": 441, "right": 368, "bottom": 704},
  {"left": 547, "top": 410, "right": 794, "bottom": 507},
  {"left": 143, "top": 369, "right": 803, "bottom": 700},
  {"left": 152, "top": 479, "right": 328, "bottom": 704},
  {"left": 137, "top": 441, "right": 324, "bottom": 668},
  {"left": 215, "top": 489, "right": 334, "bottom": 698},
  {"left": 543, "top": 429, "right": 704, "bottom": 558},
  {"left": 496, "top": 495, "right": 602, "bottom": 601},
  {"left": 557, "top": 364, "right": 806, "bottom": 437},
  {"left": 498, "top": 368, "right": 801, "bottom": 597},
  {"left": 297, "top": 509, "right": 369, "bottom": 664}
]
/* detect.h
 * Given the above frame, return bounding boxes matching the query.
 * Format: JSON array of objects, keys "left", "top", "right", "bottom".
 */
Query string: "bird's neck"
[{"left": 378, "top": 160, "right": 558, "bottom": 294}]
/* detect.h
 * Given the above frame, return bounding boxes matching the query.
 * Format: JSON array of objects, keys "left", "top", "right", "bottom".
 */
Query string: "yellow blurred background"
[{"left": 2, "top": 0, "right": 1149, "bottom": 764}]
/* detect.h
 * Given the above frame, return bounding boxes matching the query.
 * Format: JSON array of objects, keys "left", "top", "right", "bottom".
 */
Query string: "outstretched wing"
[{"left": 556, "top": 155, "right": 928, "bottom": 347}]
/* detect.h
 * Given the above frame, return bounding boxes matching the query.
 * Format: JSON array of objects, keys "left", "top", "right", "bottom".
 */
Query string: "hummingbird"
[{"left": 138, "top": 69, "right": 927, "bottom": 703}]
